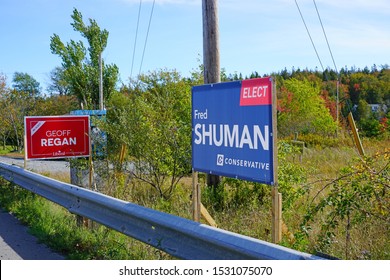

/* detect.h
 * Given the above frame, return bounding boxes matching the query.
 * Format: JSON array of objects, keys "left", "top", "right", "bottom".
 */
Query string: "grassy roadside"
[
  {"left": 0, "top": 139, "right": 389, "bottom": 260},
  {"left": 0, "top": 178, "right": 170, "bottom": 259},
  {"left": 0, "top": 145, "right": 169, "bottom": 259},
  {"left": 0, "top": 146, "right": 15, "bottom": 156}
]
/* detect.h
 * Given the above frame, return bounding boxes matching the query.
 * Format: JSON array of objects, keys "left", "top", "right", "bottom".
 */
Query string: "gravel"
[{"left": 0, "top": 156, "right": 70, "bottom": 177}]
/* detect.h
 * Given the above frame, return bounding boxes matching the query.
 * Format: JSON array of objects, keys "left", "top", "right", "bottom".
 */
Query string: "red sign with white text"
[
  {"left": 240, "top": 77, "right": 272, "bottom": 106},
  {"left": 25, "top": 116, "right": 90, "bottom": 159}
]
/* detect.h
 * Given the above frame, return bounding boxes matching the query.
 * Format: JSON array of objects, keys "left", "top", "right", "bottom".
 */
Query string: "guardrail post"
[{"left": 70, "top": 159, "right": 91, "bottom": 228}]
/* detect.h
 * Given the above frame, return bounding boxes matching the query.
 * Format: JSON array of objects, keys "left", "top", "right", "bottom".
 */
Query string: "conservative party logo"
[{"left": 216, "top": 154, "right": 224, "bottom": 166}]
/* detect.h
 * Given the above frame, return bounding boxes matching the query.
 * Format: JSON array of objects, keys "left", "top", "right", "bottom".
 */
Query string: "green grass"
[
  {"left": 0, "top": 145, "right": 14, "bottom": 155},
  {"left": 0, "top": 180, "right": 171, "bottom": 259},
  {"left": 0, "top": 138, "right": 388, "bottom": 260},
  {"left": 0, "top": 145, "right": 24, "bottom": 158}
]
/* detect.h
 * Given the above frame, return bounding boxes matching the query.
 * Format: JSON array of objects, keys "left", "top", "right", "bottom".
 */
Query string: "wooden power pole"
[{"left": 202, "top": 0, "right": 221, "bottom": 187}]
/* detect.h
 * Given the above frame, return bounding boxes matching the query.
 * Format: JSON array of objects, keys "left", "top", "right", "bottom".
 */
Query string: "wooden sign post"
[
  {"left": 348, "top": 112, "right": 365, "bottom": 157},
  {"left": 271, "top": 81, "right": 282, "bottom": 243}
]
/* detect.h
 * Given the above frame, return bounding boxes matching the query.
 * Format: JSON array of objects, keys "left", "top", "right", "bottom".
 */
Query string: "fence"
[{"left": 0, "top": 161, "right": 326, "bottom": 260}]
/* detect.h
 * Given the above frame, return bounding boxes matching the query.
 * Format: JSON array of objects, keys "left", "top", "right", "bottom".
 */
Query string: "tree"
[
  {"left": 0, "top": 74, "right": 11, "bottom": 149},
  {"left": 36, "top": 95, "right": 79, "bottom": 116},
  {"left": 0, "top": 72, "right": 42, "bottom": 151},
  {"left": 47, "top": 66, "right": 70, "bottom": 96},
  {"left": 12, "top": 72, "right": 41, "bottom": 98},
  {"left": 1, "top": 72, "right": 80, "bottom": 151},
  {"left": 1, "top": 89, "right": 39, "bottom": 151},
  {"left": 50, "top": 8, "right": 119, "bottom": 109},
  {"left": 278, "top": 78, "right": 338, "bottom": 136},
  {"left": 106, "top": 69, "right": 192, "bottom": 199},
  {"left": 0, "top": 73, "right": 6, "bottom": 96},
  {"left": 354, "top": 99, "right": 371, "bottom": 122},
  {"left": 360, "top": 116, "right": 381, "bottom": 137}
]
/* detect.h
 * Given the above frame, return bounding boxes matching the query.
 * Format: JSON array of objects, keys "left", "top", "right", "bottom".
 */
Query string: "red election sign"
[{"left": 24, "top": 115, "right": 90, "bottom": 159}]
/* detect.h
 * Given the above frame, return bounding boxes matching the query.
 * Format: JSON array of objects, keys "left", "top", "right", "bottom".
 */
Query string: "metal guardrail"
[{"left": 0, "top": 161, "right": 326, "bottom": 260}]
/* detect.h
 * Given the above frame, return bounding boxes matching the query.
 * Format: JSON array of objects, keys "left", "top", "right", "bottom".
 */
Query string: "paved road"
[
  {"left": 0, "top": 156, "right": 67, "bottom": 260},
  {"left": 0, "top": 208, "right": 65, "bottom": 260}
]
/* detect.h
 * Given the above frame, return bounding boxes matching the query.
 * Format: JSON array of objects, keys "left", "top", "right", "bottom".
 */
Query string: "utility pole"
[
  {"left": 202, "top": 0, "right": 221, "bottom": 187},
  {"left": 99, "top": 52, "right": 103, "bottom": 110},
  {"left": 336, "top": 78, "right": 339, "bottom": 137},
  {"left": 203, "top": 0, "right": 220, "bottom": 85}
]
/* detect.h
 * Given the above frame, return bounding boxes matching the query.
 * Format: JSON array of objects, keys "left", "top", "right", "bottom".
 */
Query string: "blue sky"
[{"left": 1, "top": 0, "right": 389, "bottom": 91}]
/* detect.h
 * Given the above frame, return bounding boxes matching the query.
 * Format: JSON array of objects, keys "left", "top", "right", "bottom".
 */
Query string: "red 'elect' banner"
[
  {"left": 24, "top": 115, "right": 90, "bottom": 159},
  {"left": 239, "top": 78, "right": 272, "bottom": 106}
]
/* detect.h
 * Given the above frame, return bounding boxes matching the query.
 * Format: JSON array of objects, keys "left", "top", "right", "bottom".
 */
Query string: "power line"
[
  {"left": 312, "top": 0, "right": 341, "bottom": 131},
  {"left": 294, "top": 0, "right": 325, "bottom": 73},
  {"left": 313, "top": 0, "right": 338, "bottom": 74},
  {"left": 130, "top": 0, "right": 142, "bottom": 79},
  {"left": 139, "top": 0, "right": 156, "bottom": 76}
]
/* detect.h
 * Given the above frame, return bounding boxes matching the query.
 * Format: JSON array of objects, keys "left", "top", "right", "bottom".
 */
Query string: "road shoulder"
[{"left": 0, "top": 208, "right": 65, "bottom": 260}]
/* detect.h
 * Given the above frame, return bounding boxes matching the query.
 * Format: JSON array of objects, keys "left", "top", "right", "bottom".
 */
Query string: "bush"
[
  {"left": 202, "top": 141, "right": 307, "bottom": 211},
  {"left": 105, "top": 70, "right": 192, "bottom": 200},
  {"left": 359, "top": 117, "right": 381, "bottom": 137},
  {"left": 300, "top": 149, "right": 390, "bottom": 259}
]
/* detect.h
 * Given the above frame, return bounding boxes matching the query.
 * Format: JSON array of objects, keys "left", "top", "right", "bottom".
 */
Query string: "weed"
[{"left": 1, "top": 138, "right": 389, "bottom": 259}]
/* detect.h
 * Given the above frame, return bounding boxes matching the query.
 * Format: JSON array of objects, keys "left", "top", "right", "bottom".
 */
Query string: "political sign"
[
  {"left": 192, "top": 77, "right": 275, "bottom": 185},
  {"left": 24, "top": 115, "right": 90, "bottom": 160}
]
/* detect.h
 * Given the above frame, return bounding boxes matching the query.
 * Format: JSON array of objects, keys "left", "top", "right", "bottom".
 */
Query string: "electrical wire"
[
  {"left": 295, "top": 0, "right": 342, "bottom": 130},
  {"left": 139, "top": 0, "right": 156, "bottom": 76},
  {"left": 294, "top": 0, "right": 325, "bottom": 73},
  {"left": 312, "top": 0, "right": 342, "bottom": 128},
  {"left": 130, "top": 0, "right": 142, "bottom": 79},
  {"left": 313, "top": 0, "right": 338, "bottom": 75}
]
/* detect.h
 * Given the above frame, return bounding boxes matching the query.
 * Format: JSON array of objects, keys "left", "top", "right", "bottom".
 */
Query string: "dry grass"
[{"left": 31, "top": 138, "right": 390, "bottom": 259}]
